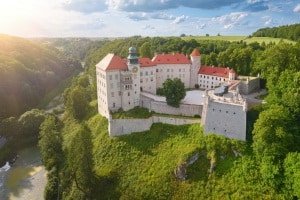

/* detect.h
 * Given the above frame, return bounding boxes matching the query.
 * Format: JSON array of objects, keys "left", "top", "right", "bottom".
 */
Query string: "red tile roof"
[
  {"left": 152, "top": 53, "right": 190, "bottom": 64},
  {"left": 198, "top": 66, "right": 236, "bottom": 78},
  {"left": 139, "top": 57, "right": 155, "bottom": 67},
  {"left": 190, "top": 48, "right": 201, "bottom": 57},
  {"left": 96, "top": 54, "right": 128, "bottom": 71}
]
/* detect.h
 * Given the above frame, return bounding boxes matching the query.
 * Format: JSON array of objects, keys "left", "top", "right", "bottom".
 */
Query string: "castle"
[{"left": 96, "top": 46, "right": 260, "bottom": 140}]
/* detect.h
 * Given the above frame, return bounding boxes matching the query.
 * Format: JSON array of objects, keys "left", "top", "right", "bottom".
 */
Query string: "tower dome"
[{"left": 127, "top": 46, "right": 138, "bottom": 64}]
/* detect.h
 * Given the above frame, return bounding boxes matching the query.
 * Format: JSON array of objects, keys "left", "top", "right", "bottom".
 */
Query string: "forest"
[
  {"left": 0, "top": 24, "right": 299, "bottom": 199},
  {"left": 0, "top": 35, "right": 82, "bottom": 121},
  {"left": 252, "top": 23, "right": 300, "bottom": 42}
]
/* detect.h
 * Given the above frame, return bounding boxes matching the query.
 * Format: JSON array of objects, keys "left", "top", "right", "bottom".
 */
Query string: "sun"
[{"left": 0, "top": 0, "right": 41, "bottom": 34}]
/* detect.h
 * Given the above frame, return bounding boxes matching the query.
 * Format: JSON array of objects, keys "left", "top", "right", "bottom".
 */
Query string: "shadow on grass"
[{"left": 94, "top": 171, "right": 121, "bottom": 200}]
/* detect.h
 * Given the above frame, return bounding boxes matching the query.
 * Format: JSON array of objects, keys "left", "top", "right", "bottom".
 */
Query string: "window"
[
  {"left": 140, "top": 72, "right": 143, "bottom": 76},
  {"left": 128, "top": 92, "right": 130, "bottom": 96},
  {"left": 151, "top": 77, "right": 153, "bottom": 82},
  {"left": 145, "top": 71, "right": 148, "bottom": 76},
  {"left": 111, "top": 92, "right": 114, "bottom": 97},
  {"left": 140, "top": 79, "right": 143, "bottom": 83},
  {"left": 179, "top": 69, "right": 181, "bottom": 72},
  {"left": 115, "top": 74, "right": 118, "bottom": 80},
  {"left": 109, "top": 75, "right": 112, "bottom": 80},
  {"left": 110, "top": 83, "right": 113, "bottom": 89},
  {"left": 113, "top": 103, "right": 115, "bottom": 107},
  {"left": 156, "top": 69, "right": 159, "bottom": 72},
  {"left": 167, "top": 69, "right": 169, "bottom": 72}
]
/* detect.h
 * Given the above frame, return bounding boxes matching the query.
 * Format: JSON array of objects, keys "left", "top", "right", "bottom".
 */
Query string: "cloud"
[
  {"left": 128, "top": 11, "right": 177, "bottom": 21},
  {"left": 244, "top": 1, "right": 269, "bottom": 12},
  {"left": 61, "top": 0, "right": 107, "bottom": 13},
  {"left": 73, "top": 0, "right": 244, "bottom": 13},
  {"left": 294, "top": 4, "right": 300, "bottom": 13},
  {"left": 212, "top": 12, "right": 248, "bottom": 29},
  {"left": 142, "top": 25, "right": 155, "bottom": 30},
  {"left": 172, "top": 15, "right": 188, "bottom": 24}
]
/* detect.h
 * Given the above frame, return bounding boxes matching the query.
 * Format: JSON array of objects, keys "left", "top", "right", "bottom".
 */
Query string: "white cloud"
[
  {"left": 172, "top": 15, "right": 188, "bottom": 24},
  {"left": 212, "top": 12, "right": 248, "bottom": 29},
  {"left": 293, "top": 4, "right": 300, "bottom": 13}
]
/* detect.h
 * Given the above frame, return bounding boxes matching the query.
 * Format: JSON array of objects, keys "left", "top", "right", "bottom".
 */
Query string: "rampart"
[
  {"left": 140, "top": 94, "right": 202, "bottom": 117},
  {"left": 109, "top": 116, "right": 200, "bottom": 136},
  {"left": 238, "top": 76, "right": 260, "bottom": 95},
  {"left": 201, "top": 90, "right": 247, "bottom": 141}
]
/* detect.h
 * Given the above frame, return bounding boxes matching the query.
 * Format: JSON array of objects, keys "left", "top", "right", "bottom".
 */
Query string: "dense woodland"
[
  {"left": 0, "top": 24, "right": 300, "bottom": 199},
  {"left": 0, "top": 35, "right": 82, "bottom": 120},
  {"left": 252, "top": 23, "right": 300, "bottom": 42}
]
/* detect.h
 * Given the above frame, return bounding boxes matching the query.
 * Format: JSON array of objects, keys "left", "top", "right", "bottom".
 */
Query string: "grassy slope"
[
  {"left": 182, "top": 36, "right": 295, "bottom": 44},
  {"left": 84, "top": 113, "right": 246, "bottom": 199}
]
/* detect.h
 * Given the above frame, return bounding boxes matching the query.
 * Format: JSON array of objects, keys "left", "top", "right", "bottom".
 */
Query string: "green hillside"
[
  {"left": 0, "top": 34, "right": 81, "bottom": 120},
  {"left": 182, "top": 35, "right": 295, "bottom": 44}
]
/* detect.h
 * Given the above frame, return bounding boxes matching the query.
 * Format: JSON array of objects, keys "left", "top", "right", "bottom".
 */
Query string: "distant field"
[{"left": 182, "top": 36, "right": 295, "bottom": 44}]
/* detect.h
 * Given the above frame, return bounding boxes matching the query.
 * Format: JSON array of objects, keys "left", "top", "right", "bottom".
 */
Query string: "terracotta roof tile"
[
  {"left": 190, "top": 48, "right": 201, "bottom": 57},
  {"left": 139, "top": 57, "right": 155, "bottom": 67},
  {"left": 198, "top": 66, "right": 236, "bottom": 78},
  {"left": 152, "top": 53, "right": 190, "bottom": 64},
  {"left": 96, "top": 54, "right": 128, "bottom": 71}
]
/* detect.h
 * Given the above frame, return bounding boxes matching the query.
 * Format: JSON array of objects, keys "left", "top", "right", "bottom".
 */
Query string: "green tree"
[
  {"left": 284, "top": 152, "right": 300, "bottom": 198},
  {"left": 0, "top": 117, "right": 19, "bottom": 138},
  {"left": 252, "top": 105, "right": 293, "bottom": 160},
  {"left": 18, "top": 109, "right": 46, "bottom": 138},
  {"left": 39, "top": 115, "right": 63, "bottom": 170},
  {"left": 162, "top": 78, "right": 186, "bottom": 108},
  {"left": 65, "top": 125, "right": 97, "bottom": 199},
  {"left": 39, "top": 115, "right": 63, "bottom": 200},
  {"left": 139, "top": 42, "right": 152, "bottom": 58},
  {"left": 65, "top": 86, "right": 90, "bottom": 120}
]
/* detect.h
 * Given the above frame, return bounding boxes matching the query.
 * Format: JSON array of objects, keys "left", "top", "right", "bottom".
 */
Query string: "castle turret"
[
  {"left": 190, "top": 48, "right": 201, "bottom": 88},
  {"left": 229, "top": 68, "right": 236, "bottom": 81},
  {"left": 126, "top": 46, "right": 140, "bottom": 108}
]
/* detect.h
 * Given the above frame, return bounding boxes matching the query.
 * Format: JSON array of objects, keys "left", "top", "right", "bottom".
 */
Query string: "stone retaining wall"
[
  {"left": 140, "top": 94, "right": 202, "bottom": 117},
  {"left": 108, "top": 116, "right": 200, "bottom": 136}
]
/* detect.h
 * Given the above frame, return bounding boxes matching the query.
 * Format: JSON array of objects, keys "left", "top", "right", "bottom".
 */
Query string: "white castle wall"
[
  {"left": 140, "top": 94, "right": 202, "bottom": 117},
  {"left": 109, "top": 116, "right": 200, "bottom": 136},
  {"left": 202, "top": 99, "right": 246, "bottom": 141},
  {"left": 238, "top": 76, "right": 260, "bottom": 95}
]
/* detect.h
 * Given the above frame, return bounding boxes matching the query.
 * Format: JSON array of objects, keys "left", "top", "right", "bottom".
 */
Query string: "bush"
[{"left": 156, "top": 87, "right": 165, "bottom": 96}]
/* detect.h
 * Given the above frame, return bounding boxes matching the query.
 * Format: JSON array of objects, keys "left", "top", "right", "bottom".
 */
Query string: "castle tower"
[
  {"left": 190, "top": 48, "right": 201, "bottom": 88},
  {"left": 126, "top": 46, "right": 140, "bottom": 108},
  {"left": 229, "top": 68, "right": 236, "bottom": 81}
]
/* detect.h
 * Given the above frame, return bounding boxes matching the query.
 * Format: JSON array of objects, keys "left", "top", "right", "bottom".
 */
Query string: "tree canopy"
[{"left": 162, "top": 78, "right": 186, "bottom": 108}]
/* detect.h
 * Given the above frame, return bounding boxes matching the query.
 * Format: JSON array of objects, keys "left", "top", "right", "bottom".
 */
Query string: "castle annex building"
[{"left": 96, "top": 47, "right": 237, "bottom": 118}]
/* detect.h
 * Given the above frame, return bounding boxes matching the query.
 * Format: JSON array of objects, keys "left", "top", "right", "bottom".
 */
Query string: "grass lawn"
[
  {"left": 182, "top": 36, "right": 295, "bottom": 44},
  {"left": 88, "top": 114, "right": 247, "bottom": 199}
]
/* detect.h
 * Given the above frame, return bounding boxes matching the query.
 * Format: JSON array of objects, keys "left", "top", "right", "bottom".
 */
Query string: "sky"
[{"left": 0, "top": 0, "right": 299, "bottom": 38}]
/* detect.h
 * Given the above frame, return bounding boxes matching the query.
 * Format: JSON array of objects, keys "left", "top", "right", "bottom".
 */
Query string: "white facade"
[{"left": 96, "top": 47, "right": 237, "bottom": 119}]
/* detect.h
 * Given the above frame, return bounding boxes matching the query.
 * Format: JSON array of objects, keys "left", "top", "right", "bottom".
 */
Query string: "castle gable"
[
  {"left": 190, "top": 48, "right": 201, "bottom": 57},
  {"left": 152, "top": 53, "right": 190, "bottom": 65},
  {"left": 96, "top": 53, "right": 128, "bottom": 71},
  {"left": 198, "top": 66, "right": 232, "bottom": 78}
]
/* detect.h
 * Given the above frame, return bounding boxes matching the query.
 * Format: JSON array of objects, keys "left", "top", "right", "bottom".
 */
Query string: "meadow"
[{"left": 182, "top": 36, "right": 295, "bottom": 44}]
